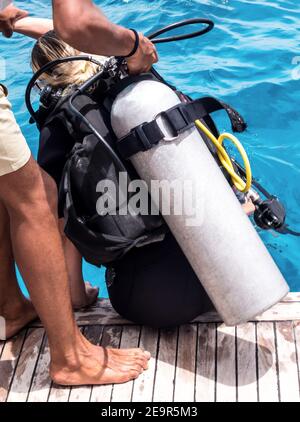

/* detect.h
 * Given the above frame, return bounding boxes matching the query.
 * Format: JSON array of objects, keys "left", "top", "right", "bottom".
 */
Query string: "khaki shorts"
[{"left": 0, "top": 85, "right": 31, "bottom": 177}]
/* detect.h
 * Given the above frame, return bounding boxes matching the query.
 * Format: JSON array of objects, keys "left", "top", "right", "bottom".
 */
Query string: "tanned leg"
[
  {"left": 59, "top": 219, "right": 99, "bottom": 310},
  {"left": 0, "top": 158, "right": 150, "bottom": 386},
  {"left": 0, "top": 200, "right": 37, "bottom": 339}
]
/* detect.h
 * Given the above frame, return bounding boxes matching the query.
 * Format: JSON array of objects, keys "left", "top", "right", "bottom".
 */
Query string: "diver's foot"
[
  {"left": 50, "top": 342, "right": 151, "bottom": 386},
  {"left": 84, "top": 282, "right": 99, "bottom": 307},
  {"left": 73, "top": 282, "right": 99, "bottom": 310},
  {"left": 1, "top": 299, "right": 38, "bottom": 340}
]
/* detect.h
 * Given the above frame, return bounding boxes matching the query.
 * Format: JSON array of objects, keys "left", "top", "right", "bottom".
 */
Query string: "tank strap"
[{"left": 116, "top": 97, "right": 247, "bottom": 159}]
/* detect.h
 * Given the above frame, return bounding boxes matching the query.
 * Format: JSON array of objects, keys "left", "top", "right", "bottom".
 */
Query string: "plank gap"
[
  {"left": 26, "top": 332, "right": 47, "bottom": 402},
  {"left": 273, "top": 322, "right": 281, "bottom": 403},
  {"left": 6, "top": 328, "right": 29, "bottom": 402},
  {"left": 151, "top": 329, "right": 161, "bottom": 403},
  {"left": 255, "top": 323, "right": 260, "bottom": 402}
]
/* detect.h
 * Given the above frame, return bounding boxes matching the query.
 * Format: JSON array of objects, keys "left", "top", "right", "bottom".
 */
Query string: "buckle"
[
  {"left": 154, "top": 111, "right": 179, "bottom": 142},
  {"left": 134, "top": 123, "right": 152, "bottom": 151},
  {"left": 155, "top": 104, "right": 193, "bottom": 141}
]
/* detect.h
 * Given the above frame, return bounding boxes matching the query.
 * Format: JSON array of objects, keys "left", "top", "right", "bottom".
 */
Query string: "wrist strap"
[{"left": 124, "top": 29, "right": 139, "bottom": 58}]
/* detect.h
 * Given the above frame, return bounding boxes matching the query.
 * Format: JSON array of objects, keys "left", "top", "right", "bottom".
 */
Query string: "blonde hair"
[{"left": 31, "top": 30, "right": 104, "bottom": 88}]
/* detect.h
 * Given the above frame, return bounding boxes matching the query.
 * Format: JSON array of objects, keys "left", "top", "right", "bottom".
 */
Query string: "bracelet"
[{"left": 124, "top": 29, "right": 140, "bottom": 58}]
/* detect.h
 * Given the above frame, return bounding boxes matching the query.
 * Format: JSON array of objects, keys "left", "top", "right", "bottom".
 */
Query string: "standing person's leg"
[{"left": 0, "top": 200, "right": 37, "bottom": 339}]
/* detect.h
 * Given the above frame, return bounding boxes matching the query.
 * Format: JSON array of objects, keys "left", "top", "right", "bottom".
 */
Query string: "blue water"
[{"left": 0, "top": 0, "right": 299, "bottom": 293}]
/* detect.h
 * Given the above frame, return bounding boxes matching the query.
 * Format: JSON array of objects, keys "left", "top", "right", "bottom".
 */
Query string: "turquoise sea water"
[{"left": 0, "top": 0, "right": 299, "bottom": 294}]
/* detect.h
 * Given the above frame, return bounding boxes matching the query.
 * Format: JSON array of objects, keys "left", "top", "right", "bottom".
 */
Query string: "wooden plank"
[
  {"left": 28, "top": 293, "right": 300, "bottom": 328},
  {"left": 111, "top": 326, "right": 141, "bottom": 402},
  {"left": 216, "top": 325, "right": 236, "bottom": 402},
  {"left": 174, "top": 324, "right": 197, "bottom": 402},
  {"left": 7, "top": 328, "right": 44, "bottom": 402},
  {"left": 294, "top": 321, "right": 300, "bottom": 393},
  {"left": 0, "top": 331, "right": 26, "bottom": 402},
  {"left": 48, "top": 380, "right": 70, "bottom": 403},
  {"left": 68, "top": 326, "right": 104, "bottom": 403},
  {"left": 195, "top": 323, "right": 216, "bottom": 402},
  {"left": 132, "top": 327, "right": 159, "bottom": 402},
  {"left": 27, "top": 334, "right": 51, "bottom": 402},
  {"left": 90, "top": 326, "right": 122, "bottom": 402},
  {"left": 275, "top": 321, "right": 300, "bottom": 402},
  {"left": 153, "top": 328, "right": 178, "bottom": 402},
  {"left": 281, "top": 293, "right": 300, "bottom": 303},
  {"left": 236, "top": 323, "right": 258, "bottom": 402},
  {"left": 257, "top": 322, "right": 279, "bottom": 402}
]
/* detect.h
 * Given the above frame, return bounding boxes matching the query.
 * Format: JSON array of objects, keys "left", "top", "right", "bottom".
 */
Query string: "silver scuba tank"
[{"left": 111, "top": 79, "right": 289, "bottom": 326}]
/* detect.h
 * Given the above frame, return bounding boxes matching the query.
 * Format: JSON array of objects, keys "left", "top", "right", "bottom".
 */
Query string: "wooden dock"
[{"left": 1, "top": 293, "right": 300, "bottom": 402}]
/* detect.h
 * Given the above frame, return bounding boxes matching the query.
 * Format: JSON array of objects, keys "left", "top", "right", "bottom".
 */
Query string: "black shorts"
[{"left": 106, "top": 232, "right": 214, "bottom": 328}]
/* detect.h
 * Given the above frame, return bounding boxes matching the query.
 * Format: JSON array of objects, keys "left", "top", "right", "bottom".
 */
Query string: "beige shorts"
[{"left": 0, "top": 85, "right": 31, "bottom": 177}]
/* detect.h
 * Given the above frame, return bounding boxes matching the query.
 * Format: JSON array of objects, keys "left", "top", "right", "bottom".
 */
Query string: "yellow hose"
[{"left": 195, "top": 119, "right": 252, "bottom": 193}]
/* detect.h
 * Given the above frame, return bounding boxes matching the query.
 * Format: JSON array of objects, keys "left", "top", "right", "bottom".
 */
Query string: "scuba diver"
[
  {"left": 26, "top": 27, "right": 259, "bottom": 328},
  {"left": 26, "top": 20, "right": 298, "bottom": 328}
]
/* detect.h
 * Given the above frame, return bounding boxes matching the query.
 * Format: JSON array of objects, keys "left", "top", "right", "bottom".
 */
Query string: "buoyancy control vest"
[{"left": 36, "top": 70, "right": 247, "bottom": 267}]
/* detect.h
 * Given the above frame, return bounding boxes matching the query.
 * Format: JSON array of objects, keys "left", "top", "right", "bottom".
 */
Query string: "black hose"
[
  {"left": 148, "top": 18, "right": 214, "bottom": 44},
  {"left": 25, "top": 55, "right": 102, "bottom": 122},
  {"left": 278, "top": 226, "right": 300, "bottom": 236}
]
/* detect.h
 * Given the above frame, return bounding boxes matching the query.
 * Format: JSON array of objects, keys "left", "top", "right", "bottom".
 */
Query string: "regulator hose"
[
  {"left": 147, "top": 18, "right": 214, "bottom": 44},
  {"left": 25, "top": 55, "right": 102, "bottom": 122}
]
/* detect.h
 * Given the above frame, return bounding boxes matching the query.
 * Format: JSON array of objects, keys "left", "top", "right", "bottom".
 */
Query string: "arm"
[
  {"left": 0, "top": 3, "right": 28, "bottom": 37},
  {"left": 52, "top": 0, "right": 158, "bottom": 74},
  {"left": 14, "top": 17, "right": 53, "bottom": 39},
  {"left": 52, "top": 0, "right": 136, "bottom": 57}
]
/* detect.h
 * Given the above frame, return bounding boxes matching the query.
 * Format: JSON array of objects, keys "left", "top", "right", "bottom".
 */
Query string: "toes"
[
  {"left": 130, "top": 369, "right": 142, "bottom": 380},
  {"left": 144, "top": 351, "right": 151, "bottom": 360}
]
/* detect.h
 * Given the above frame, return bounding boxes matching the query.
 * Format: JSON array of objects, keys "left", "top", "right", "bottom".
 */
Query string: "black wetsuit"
[{"left": 38, "top": 94, "right": 214, "bottom": 328}]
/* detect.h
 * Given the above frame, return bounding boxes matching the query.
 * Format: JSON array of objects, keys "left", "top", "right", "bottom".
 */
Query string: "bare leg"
[
  {"left": 0, "top": 158, "right": 150, "bottom": 385},
  {"left": 59, "top": 219, "right": 99, "bottom": 310},
  {"left": 0, "top": 200, "right": 37, "bottom": 339}
]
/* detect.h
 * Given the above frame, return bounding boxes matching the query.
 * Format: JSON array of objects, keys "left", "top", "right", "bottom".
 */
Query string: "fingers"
[
  {"left": 14, "top": 9, "right": 29, "bottom": 23},
  {"left": 0, "top": 6, "right": 28, "bottom": 38},
  {"left": 1, "top": 20, "right": 13, "bottom": 38},
  {"left": 126, "top": 32, "right": 159, "bottom": 75}
]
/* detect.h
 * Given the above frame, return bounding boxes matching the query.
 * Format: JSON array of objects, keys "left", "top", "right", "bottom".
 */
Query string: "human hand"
[
  {"left": 0, "top": 4, "right": 28, "bottom": 38},
  {"left": 242, "top": 199, "right": 256, "bottom": 216},
  {"left": 126, "top": 33, "right": 158, "bottom": 75}
]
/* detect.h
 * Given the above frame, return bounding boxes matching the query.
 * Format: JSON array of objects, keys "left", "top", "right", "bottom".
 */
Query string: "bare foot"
[
  {"left": 1, "top": 299, "right": 38, "bottom": 340},
  {"left": 50, "top": 332, "right": 151, "bottom": 386},
  {"left": 84, "top": 282, "right": 99, "bottom": 307},
  {"left": 73, "top": 282, "right": 99, "bottom": 310}
]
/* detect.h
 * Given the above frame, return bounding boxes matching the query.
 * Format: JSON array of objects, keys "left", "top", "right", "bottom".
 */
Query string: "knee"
[
  {"left": 5, "top": 166, "right": 58, "bottom": 223},
  {"left": 0, "top": 158, "right": 58, "bottom": 215}
]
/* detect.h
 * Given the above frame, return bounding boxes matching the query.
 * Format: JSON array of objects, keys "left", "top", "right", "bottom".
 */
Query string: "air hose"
[
  {"left": 195, "top": 119, "right": 252, "bottom": 193},
  {"left": 147, "top": 19, "right": 214, "bottom": 44}
]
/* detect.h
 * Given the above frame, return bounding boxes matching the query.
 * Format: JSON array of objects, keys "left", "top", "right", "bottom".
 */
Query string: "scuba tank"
[{"left": 110, "top": 78, "right": 289, "bottom": 326}]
